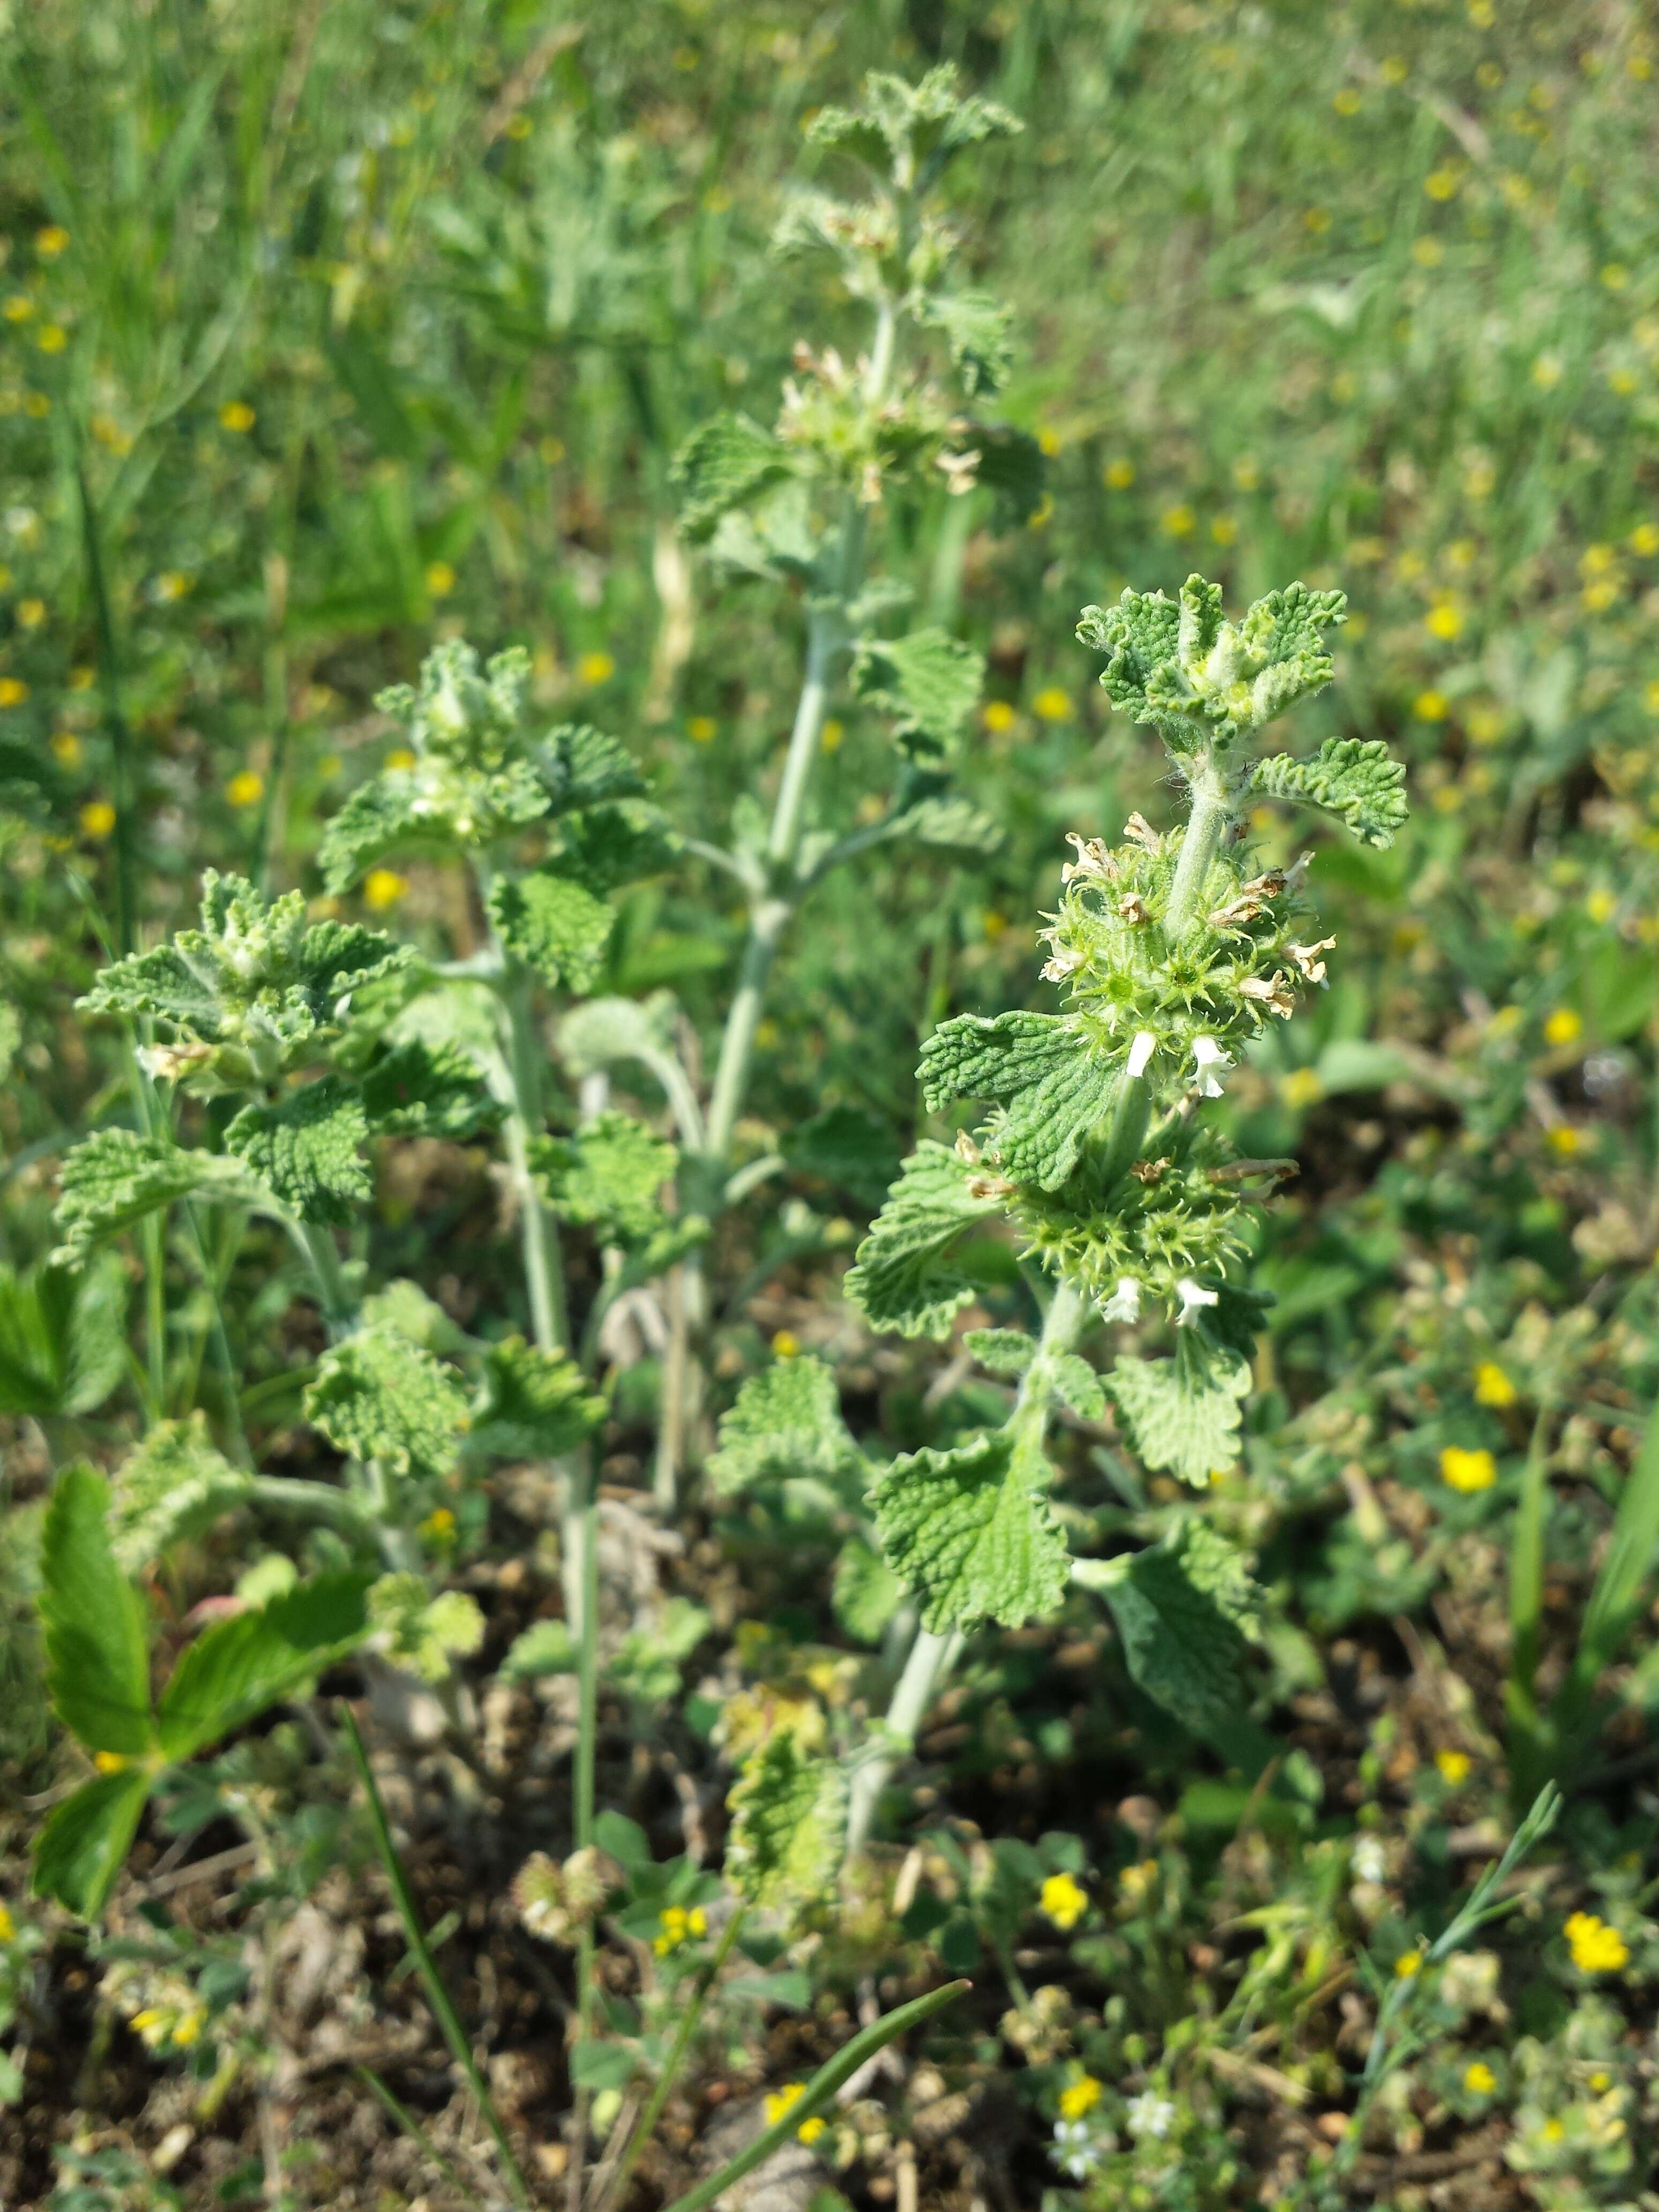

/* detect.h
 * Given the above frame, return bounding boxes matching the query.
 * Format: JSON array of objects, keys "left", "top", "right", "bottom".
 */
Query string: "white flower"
[
  {"left": 1190, "top": 1034, "right": 1231, "bottom": 1096},
  {"left": 1126, "top": 1029, "right": 1157, "bottom": 1079},
  {"left": 1102, "top": 1277, "right": 1142, "bottom": 1324},
  {"left": 1174, "top": 1278, "right": 1219, "bottom": 1327},
  {"left": 1351, "top": 1836, "right": 1387, "bottom": 1885},
  {"left": 1125, "top": 2091, "right": 1176, "bottom": 2141},
  {"left": 1052, "top": 2120, "right": 1101, "bottom": 2180}
]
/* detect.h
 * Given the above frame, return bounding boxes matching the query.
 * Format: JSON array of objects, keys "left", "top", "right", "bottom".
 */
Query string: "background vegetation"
[{"left": 3, "top": 2, "right": 1659, "bottom": 2208}]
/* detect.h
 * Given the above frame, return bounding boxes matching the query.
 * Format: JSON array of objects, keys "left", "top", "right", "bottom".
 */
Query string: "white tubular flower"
[
  {"left": 1101, "top": 1277, "right": 1142, "bottom": 1324},
  {"left": 1351, "top": 1836, "right": 1387, "bottom": 1885},
  {"left": 1190, "top": 1034, "right": 1231, "bottom": 1096},
  {"left": 1125, "top": 2091, "right": 1176, "bottom": 2141},
  {"left": 1126, "top": 1029, "right": 1157, "bottom": 1079},
  {"left": 1174, "top": 1277, "right": 1219, "bottom": 1327}
]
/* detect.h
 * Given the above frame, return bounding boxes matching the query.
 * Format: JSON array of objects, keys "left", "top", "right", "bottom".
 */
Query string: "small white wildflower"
[
  {"left": 1174, "top": 1278, "right": 1219, "bottom": 1326},
  {"left": 1125, "top": 2090, "right": 1176, "bottom": 2141},
  {"left": 1190, "top": 1034, "right": 1231, "bottom": 1096},
  {"left": 1126, "top": 1030, "right": 1157, "bottom": 1079},
  {"left": 1351, "top": 1836, "right": 1387, "bottom": 1885},
  {"left": 1102, "top": 1276, "right": 1142, "bottom": 1324},
  {"left": 1052, "top": 2120, "right": 1101, "bottom": 2180}
]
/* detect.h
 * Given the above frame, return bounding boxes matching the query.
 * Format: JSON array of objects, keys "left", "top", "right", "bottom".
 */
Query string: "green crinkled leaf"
[
  {"left": 487, "top": 867, "right": 615, "bottom": 993},
  {"left": 53, "top": 1131, "right": 272, "bottom": 1266},
  {"left": 852, "top": 629, "right": 985, "bottom": 758},
  {"left": 360, "top": 1277, "right": 470, "bottom": 1353},
  {"left": 964, "top": 1328, "right": 1036, "bottom": 1377},
  {"left": 670, "top": 413, "right": 794, "bottom": 542},
  {"left": 832, "top": 1538, "right": 905, "bottom": 1646},
  {"left": 556, "top": 991, "right": 680, "bottom": 1081},
  {"left": 1098, "top": 1534, "right": 1257, "bottom": 1738},
  {"left": 533, "top": 1111, "right": 675, "bottom": 1246},
  {"left": 319, "top": 758, "right": 550, "bottom": 892},
  {"left": 500, "top": 1618, "right": 575, "bottom": 1679},
  {"left": 843, "top": 1141, "right": 1003, "bottom": 1340},
  {"left": 725, "top": 1729, "right": 846, "bottom": 1910},
  {"left": 468, "top": 1335, "right": 607, "bottom": 1462},
  {"left": 1107, "top": 1340, "right": 1251, "bottom": 1486},
  {"left": 1049, "top": 1351, "right": 1107, "bottom": 1421},
  {"left": 225, "top": 1078, "right": 371, "bottom": 1227},
  {"left": 32, "top": 1769, "right": 153, "bottom": 1920},
  {"left": 969, "top": 423, "right": 1046, "bottom": 522},
  {"left": 1248, "top": 737, "right": 1409, "bottom": 849},
  {"left": 110, "top": 1414, "right": 254, "bottom": 1573},
  {"left": 707, "top": 1355, "right": 857, "bottom": 1498},
  {"left": 918, "top": 290, "right": 1015, "bottom": 397},
  {"left": 156, "top": 1571, "right": 375, "bottom": 1758},
  {"left": 870, "top": 1429, "right": 1068, "bottom": 1632},
  {"left": 366, "top": 1573, "right": 484, "bottom": 1685},
  {"left": 358, "top": 1037, "right": 498, "bottom": 1138},
  {"left": 80, "top": 872, "right": 409, "bottom": 1084},
  {"left": 780, "top": 1104, "right": 903, "bottom": 1212},
  {"left": 305, "top": 1324, "right": 470, "bottom": 1477},
  {"left": 806, "top": 64, "right": 1019, "bottom": 185},
  {"left": 1164, "top": 1518, "right": 1265, "bottom": 1641},
  {"left": 610, "top": 1596, "right": 711, "bottom": 1703},
  {"left": 0, "top": 1256, "right": 128, "bottom": 1418},
  {"left": 40, "top": 1466, "right": 156, "bottom": 1757},
  {"left": 551, "top": 801, "right": 679, "bottom": 894},
  {"left": 1078, "top": 576, "right": 1347, "bottom": 750},
  {"left": 882, "top": 790, "right": 1005, "bottom": 855},
  {"left": 533, "top": 723, "right": 647, "bottom": 813},
  {"left": 921, "top": 1010, "right": 1115, "bottom": 1191}
]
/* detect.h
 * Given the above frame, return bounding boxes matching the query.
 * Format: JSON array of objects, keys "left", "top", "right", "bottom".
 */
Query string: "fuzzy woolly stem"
[
  {"left": 1165, "top": 757, "right": 1234, "bottom": 939},
  {"left": 501, "top": 976, "right": 570, "bottom": 1356},
  {"left": 845, "top": 1280, "right": 1089, "bottom": 1859}
]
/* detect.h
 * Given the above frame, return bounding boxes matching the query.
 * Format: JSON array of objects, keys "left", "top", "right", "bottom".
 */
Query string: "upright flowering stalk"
[{"left": 831, "top": 573, "right": 1407, "bottom": 1851}]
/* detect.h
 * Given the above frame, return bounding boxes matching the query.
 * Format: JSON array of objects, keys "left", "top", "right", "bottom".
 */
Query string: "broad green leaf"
[
  {"left": 1249, "top": 737, "right": 1409, "bottom": 848},
  {"left": 963, "top": 1328, "right": 1036, "bottom": 1378},
  {"left": 917, "top": 290, "right": 1014, "bottom": 397},
  {"left": 805, "top": 64, "right": 1019, "bottom": 186},
  {"left": 40, "top": 1466, "right": 155, "bottom": 1757},
  {"left": 707, "top": 1356, "right": 858, "bottom": 1498},
  {"left": 726, "top": 1729, "right": 846, "bottom": 1909},
  {"left": 1049, "top": 1351, "right": 1107, "bottom": 1421},
  {"left": 225, "top": 1079, "right": 371, "bottom": 1227},
  {"left": 468, "top": 1335, "right": 607, "bottom": 1461},
  {"left": 532, "top": 723, "right": 647, "bottom": 813},
  {"left": 557, "top": 991, "right": 681, "bottom": 1082},
  {"left": 870, "top": 1430, "right": 1068, "bottom": 1632},
  {"left": 832, "top": 1539, "right": 904, "bottom": 1645},
  {"left": 487, "top": 867, "right": 615, "bottom": 993},
  {"left": 0, "top": 1256, "right": 127, "bottom": 1418},
  {"left": 155, "top": 1570, "right": 375, "bottom": 1759},
  {"left": 1107, "top": 1340, "right": 1251, "bottom": 1486},
  {"left": 670, "top": 413, "right": 794, "bottom": 542},
  {"left": 500, "top": 1618, "right": 576, "bottom": 1679},
  {"left": 367, "top": 1573, "right": 485, "bottom": 1685},
  {"left": 551, "top": 801, "right": 678, "bottom": 895},
  {"left": 110, "top": 1414, "right": 254, "bottom": 1573},
  {"left": 881, "top": 790, "right": 1004, "bottom": 856},
  {"left": 53, "top": 1131, "right": 270, "bottom": 1265},
  {"left": 844, "top": 1141, "right": 1003, "bottom": 1339},
  {"left": 852, "top": 629, "right": 984, "bottom": 758},
  {"left": 305, "top": 1325, "right": 470, "bottom": 1477},
  {"left": 31, "top": 1768, "right": 153, "bottom": 1919},
  {"left": 781, "top": 1103, "right": 903, "bottom": 1210},
  {"left": 533, "top": 1111, "right": 676, "bottom": 1246},
  {"left": 921, "top": 1011, "right": 1116, "bottom": 1191},
  {"left": 359, "top": 1038, "right": 498, "bottom": 1138},
  {"left": 1094, "top": 1529, "right": 1259, "bottom": 1739}
]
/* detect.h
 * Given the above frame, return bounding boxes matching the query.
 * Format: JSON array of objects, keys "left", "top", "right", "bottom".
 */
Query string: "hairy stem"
[
  {"left": 501, "top": 976, "right": 569, "bottom": 1355},
  {"left": 1165, "top": 757, "right": 1234, "bottom": 939},
  {"left": 846, "top": 1281, "right": 1090, "bottom": 1858}
]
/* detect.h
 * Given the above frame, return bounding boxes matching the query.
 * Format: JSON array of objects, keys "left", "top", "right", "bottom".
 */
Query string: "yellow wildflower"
[
  {"left": 1425, "top": 601, "right": 1463, "bottom": 641},
  {"left": 1602, "top": 264, "right": 1630, "bottom": 291},
  {"left": 1103, "top": 458, "right": 1135, "bottom": 490},
  {"left": 424, "top": 561, "right": 455, "bottom": 598},
  {"left": 1440, "top": 1446, "right": 1497, "bottom": 1493},
  {"left": 1160, "top": 504, "right": 1196, "bottom": 540},
  {"left": 3, "top": 295, "right": 34, "bottom": 322},
  {"left": 1412, "top": 238, "right": 1445, "bottom": 269},
  {"left": 1303, "top": 206, "right": 1331, "bottom": 234},
  {"left": 653, "top": 1903, "right": 707, "bottom": 1956},
  {"left": 36, "top": 227, "right": 70, "bottom": 258},
  {"left": 384, "top": 747, "right": 416, "bottom": 771},
  {"left": 1464, "top": 2060, "right": 1497, "bottom": 2095},
  {"left": 771, "top": 1329, "right": 801, "bottom": 1359},
  {"left": 0, "top": 1903, "right": 14, "bottom": 1942},
  {"left": 763, "top": 2082, "right": 824, "bottom": 2143},
  {"left": 419, "top": 1506, "right": 457, "bottom": 1544},
  {"left": 17, "top": 597, "right": 45, "bottom": 630},
  {"left": 155, "top": 572, "right": 193, "bottom": 602},
  {"left": 687, "top": 715, "right": 717, "bottom": 743},
  {"left": 754, "top": 1017, "right": 780, "bottom": 1048},
  {"left": 93, "top": 1749, "right": 128, "bottom": 1774},
  {"left": 819, "top": 717, "right": 843, "bottom": 752},
  {"left": 1565, "top": 1912, "right": 1628, "bottom": 1974},
  {"left": 50, "top": 729, "right": 81, "bottom": 768},
  {"left": 1041, "top": 1871, "right": 1089, "bottom": 1929},
  {"left": 0, "top": 677, "right": 27, "bottom": 708},
  {"left": 1531, "top": 354, "right": 1564, "bottom": 391},
  {"left": 1546, "top": 1125, "right": 1581, "bottom": 1157},
  {"left": 577, "top": 649, "right": 616, "bottom": 686},
  {"left": 983, "top": 910, "right": 1008, "bottom": 941},
  {"left": 1629, "top": 523, "right": 1659, "bottom": 557},
  {"left": 1281, "top": 1067, "right": 1324, "bottom": 1109},
  {"left": 1209, "top": 514, "right": 1238, "bottom": 546},
  {"left": 1394, "top": 1948, "right": 1424, "bottom": 1979},
  {"left": 1333, "top": 88, "right": 1361, "bottom": 116},
  {"left": 1380, "top": 55, "right": 1409, "bottom": 85},
  {"left": 1424, "top": 168, "right": 1460, "bottom": 201},
  {"left": 1474, "top": 1363, "right": 1516, "bottom": 1408},
  {"left": 80, "top": 799, "right": 117, "bottom": 839},
  {"left": 1543, "top": 1007, "right": 1582, "bottom": 1047},
  {"left": 70, "top": 664, "right": 94, "bottom": 690},
  {"left": 362, "top": 868, "right": 407, "bottom": 911},
  {"left": 36, "top": 325, "right": 68, "bottom": 354},
  {"left": 982, "top": 700, "right": 1017, "bottom": 734},
  {"left": 1059, "top": 2075, "right": 1103, "bottom": 2120},
  {"left": 1586, "top": 889, "right": 1616, "bottom": 923},
  {"left": 225, "top": 770, "right": 264, "bottom": 809},
  {"left": 219, "top": 401, "right": 256, "bottom": 433},
  {"left": 1413, "top": 690, "right": 1448, "bottom": 721},
  {"left": 1232, "top": 456, "right": 1261, "bottom": 491},
  {"left": 1032, "top": 687, "right": 1071, "bottom": 722},
  {"left": 171, "top": 2010, "right": 203, "bottom": 2046},
  {"left": 1435, "top": 1750, "right": 1471, "bottom": 1785}
]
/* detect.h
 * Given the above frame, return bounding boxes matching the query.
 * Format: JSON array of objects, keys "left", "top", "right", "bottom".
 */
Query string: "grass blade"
[
  {"left": 655, "top": 1978, "right": 969, "bottom": 2212},
  {"left": 356, "top": 2064, "right": 488, "bottom": 2211},
  {"left": 340, "top": 1703, "right": 532, "bottom": 2210}
]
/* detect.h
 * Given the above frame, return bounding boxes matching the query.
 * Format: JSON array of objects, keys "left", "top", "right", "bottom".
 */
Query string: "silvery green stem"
[
  {"left": 845, "top": 1280, "right": 1090, "bottom": 1859},
  {"left": 1165, "top": 755, "right": 1234, "bottom": 938},
  {"left": 501, "top": 976, "right": 569, "bottom": 1356}
]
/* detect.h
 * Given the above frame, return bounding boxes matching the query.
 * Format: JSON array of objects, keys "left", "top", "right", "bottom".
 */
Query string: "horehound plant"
[{"left": 706, "top": 572, "right": 1407, "bottom": 1857}]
